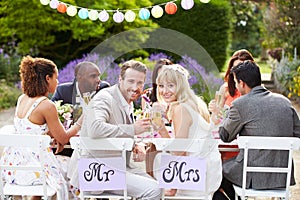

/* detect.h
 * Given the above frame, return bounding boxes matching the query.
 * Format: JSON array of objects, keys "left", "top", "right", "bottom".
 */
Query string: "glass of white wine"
[
  {"left": 83, "top": 92, "right": 91, "bottom": 105},
  {"left": 150, "top": 108, "right": 162, "bottom": 131}
]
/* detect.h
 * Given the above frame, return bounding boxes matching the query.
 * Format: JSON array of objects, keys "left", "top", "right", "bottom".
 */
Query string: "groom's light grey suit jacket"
[
  {"left": 68, "top": 84, "right": 136, "bottom": 187},
  {"left": 219, "top": 86, "right": 300, "bottom": 189}
]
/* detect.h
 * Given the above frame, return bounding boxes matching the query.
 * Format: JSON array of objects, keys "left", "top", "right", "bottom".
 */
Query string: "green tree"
[
  {"left": 230, "top": 0, "right": 265, "bottom": 57},
  {"left": 0, "top": 0, "right": 157, "bottom": 66},
  {"left": 263, "top": 0, "right": 300, "bottom": 57},
  {"left": 152, "top": 0, "right": 231, "bottom": 71}
]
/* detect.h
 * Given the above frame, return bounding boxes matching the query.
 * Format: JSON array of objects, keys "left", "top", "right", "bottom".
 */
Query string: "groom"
[{"left": 68, "top": 60, "right": 162, "bottom": 199}]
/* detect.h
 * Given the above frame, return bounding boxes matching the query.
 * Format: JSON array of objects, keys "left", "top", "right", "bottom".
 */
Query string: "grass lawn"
[
  {"left": 221, "top": 57, "right": 273, "bottom": 74},
  {"left": 255, "top": 59, "right": 273, "bottom": 74}
]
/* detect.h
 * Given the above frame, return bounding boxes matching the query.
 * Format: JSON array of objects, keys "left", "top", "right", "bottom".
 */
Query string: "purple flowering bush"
[
  {"left": 179, "top": 55, "right": 223, "bottom": 102},
  {"left": 58, "top": 53, "right": 120, "bottom": 84},
  {"left": 59, "top": 52, "right": 223, "bottom": 105}
]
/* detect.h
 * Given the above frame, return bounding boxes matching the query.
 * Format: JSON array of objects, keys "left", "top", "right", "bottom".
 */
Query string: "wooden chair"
[
  {"left": 152, "top": 138, "right": 219, "bottom": 200},
  {"left": 70, "top": 136, "right": 134, "bottom": 200},
  {"left": 0, "top": 133, "right": 57, "bottom": 200},
  {"left": 233, "top": 136, "right": 300, "bottom": 200}
]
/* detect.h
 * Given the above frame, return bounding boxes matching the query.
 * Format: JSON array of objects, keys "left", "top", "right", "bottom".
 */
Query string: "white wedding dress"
[{"left": 154, "top": 103, "right": 222, "bottom": 196}]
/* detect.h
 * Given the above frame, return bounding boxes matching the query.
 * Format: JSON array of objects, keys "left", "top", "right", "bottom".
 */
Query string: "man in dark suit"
[
  {"left": 52, "top": 61, "right": 110, "bottom": 105},
  {"left": 213, "top": 60, "right": 300, "bottom": 200},
  {"left": 51, "top": 61, "right": 110, "bottom": 157}
]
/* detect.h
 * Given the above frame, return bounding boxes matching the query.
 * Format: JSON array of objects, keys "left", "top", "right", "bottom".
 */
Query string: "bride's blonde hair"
[{"left": 156, "top": 64, "right": 210, "bottom": 123}]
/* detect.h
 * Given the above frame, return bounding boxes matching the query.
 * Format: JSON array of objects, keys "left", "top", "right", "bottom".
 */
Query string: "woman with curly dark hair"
[{"left": 0, "top": 55, "right": 82, "bottom": 200}]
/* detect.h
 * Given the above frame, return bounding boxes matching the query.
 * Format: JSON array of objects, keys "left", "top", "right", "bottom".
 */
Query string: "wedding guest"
[
  {"left": 153, "top": 64, "right": 222, "bottom": 197},
  {"left": 67, "top": 60, "right": 162, "bottom": 199},
  {"left": 0, "top": 55, "right": 82, "bottom": 200},
  {"left": 213, "top": 60, "right": 300, "bottom": 200},
  {"left": 209, "top": 49, "right": 254, "bottom": 117},
  {"left": 208, "top": 50, "right": 255, "bottom": 161},
  {"left": 51, "top": 61, "right": 110, "bottom": 107},
  {"left": 51, "top": 61, "right": 109, "bottom": 156}
]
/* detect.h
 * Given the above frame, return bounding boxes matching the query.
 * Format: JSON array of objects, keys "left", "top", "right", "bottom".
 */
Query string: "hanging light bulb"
[
  {"left": 151, "top": 5, "right": 164, "bottom": 18},
  {"left": 78, "top": 8, "right": 89, "bottom": 19},
  {"left": 165, "top": 2, "right": 177, "bottom": 15},
  {"left": 139, "top": 8, "right": 150, "bottom": 20},
  {"left": 57, "top": 3, "right": 67, "bottom": 13},
  {"left": 49, "top": 0, "right": 59, "bottom": 9},
  {"left": 88, "top": 10, "right": 99, "bottom": 21},
  {"left": 113, "top": 11, "right": 124, "bottom": 23},
  {"left": 125, "top": 10, "right": 136, "bottom": 22},
  {"left": 181, "top": 0, "right": 194, "bottom": 10},
  {"left": 40, "top": 0, "right": 50, "bottom": 6},
  {"left": 99, "top": 10, "right": 109, "bottom": 22},
  {"left": 67, "top": 6, "right": 77, "bottom": 17},
  {"left": 200, "top": 0, "right": 210, "bottom": 3}
]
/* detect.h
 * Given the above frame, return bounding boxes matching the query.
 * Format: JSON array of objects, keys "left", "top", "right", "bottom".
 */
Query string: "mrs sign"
[{"left": 159, "top": 154, "right": 207, "bottom": 191}]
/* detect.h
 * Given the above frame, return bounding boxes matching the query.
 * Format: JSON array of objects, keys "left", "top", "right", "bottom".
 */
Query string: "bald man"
[
  {"left": 51, "top": 61, "right": 110, "bottom": 156},
  {"left": 52, "top": 61, "right": 110, "bottom": 105}
]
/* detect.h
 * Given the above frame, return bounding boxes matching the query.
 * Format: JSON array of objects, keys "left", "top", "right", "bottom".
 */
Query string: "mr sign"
[
  {"left": 78, "top": 157, "right": 126, "bottom": 191},
  {"left": 159, "top": 154, "right": 206, "bottom": 191}
]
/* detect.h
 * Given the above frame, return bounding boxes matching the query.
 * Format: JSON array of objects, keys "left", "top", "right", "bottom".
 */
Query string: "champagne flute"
[
  {"left": 83, "top": 92, "right": 91, "bottom": 105},
  {"left": 151, "top": 109, "right": 162, "bottom": 131},
  {"left": 214, "top": 91, "right": 223, "bottom": 120},
  {"left": 215, "top": 91, "right": 222, "bottom": 109}
]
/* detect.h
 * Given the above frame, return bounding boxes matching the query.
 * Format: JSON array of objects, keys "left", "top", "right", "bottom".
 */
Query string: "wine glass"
[
  {"left": 214, "top": 91, "right": 223, "bottom": 119},
  {"left": 215, "top": 91, "right": 222, "bottom": 110},
  {"left": 83, "top": 92, "right": 91, "bottom": 105},
  {"left": 150, "top": 108, "right": 162, "bottom": 131}
]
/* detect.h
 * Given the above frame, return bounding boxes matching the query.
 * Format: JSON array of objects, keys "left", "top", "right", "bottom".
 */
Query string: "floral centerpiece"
[{"left": 54, "top": 100, "right": 73, "bottom": 129}]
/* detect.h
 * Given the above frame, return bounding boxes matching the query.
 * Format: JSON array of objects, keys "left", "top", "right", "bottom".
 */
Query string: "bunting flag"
[{"left": 40, "top": 0, "right": 211, "bottom": 23}]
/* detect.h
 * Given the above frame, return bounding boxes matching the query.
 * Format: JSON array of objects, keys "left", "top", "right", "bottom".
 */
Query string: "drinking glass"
[
  {"left": 83, "top": 92, "right": 91, "bottom": 105},
  {"left": 151, "top": 109, "right": 162, "bottom": 131},
  {"left": 215, "top": 91, "right": 222, "bottom": 110}
]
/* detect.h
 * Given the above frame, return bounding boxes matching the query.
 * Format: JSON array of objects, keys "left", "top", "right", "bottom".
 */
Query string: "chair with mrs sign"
[
  {"left": 0, "top": 133, "right": 57, "bottom": 200},
  {"left": 233, "top": 136, "right": 300, "bottom": 200},
  {"left": 70, "top": 137, "right": 134, "bottom": 200},
  {"left": 152, "top": 138, "right": 220, "bottom": 200}
]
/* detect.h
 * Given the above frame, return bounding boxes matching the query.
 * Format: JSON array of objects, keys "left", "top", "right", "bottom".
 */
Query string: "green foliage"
[
  {"left": 0, "top": 0, "right": 157, "bottom": 66},
  {"left": 288, "top": 64, "right": 300, "bottom": 98},
  {"left": 0, "top": 82, "right": 21, "bottom": 110},
  {"left": 263, "top": 0, "right": 300, "bottom": 57},
  {"left": 273, "top": 55, "right": 300, "bottom": 98},
  {"left": 229, "top": 0, "right": 265, "bottom": 57},
  {"left": 152, "top": 0, "right": 231, "bottom": 71},
  {"left": 0, "top": 44, "right": 22, "bottom": 83}
]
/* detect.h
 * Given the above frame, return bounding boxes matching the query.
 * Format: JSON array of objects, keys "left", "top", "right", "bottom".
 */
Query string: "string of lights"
[{"left": 40, "top": 0, "right": 211, "bottom": 23}]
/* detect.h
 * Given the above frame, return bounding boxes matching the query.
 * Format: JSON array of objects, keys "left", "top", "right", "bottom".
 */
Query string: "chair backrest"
[
  {"left": 153, "top": 138, "right": 218, "bottom": 153},
  {"left": 70, "top": 136, "right": 134, "bottom": 199},
  {"left": 0, "top": 125, "right": 15, "bottom": 134},
  {"left": 70, "top": 136, "right": 134, "bottom": 151},
  {"left": 152, "top": 138, "right": 219, "bottom": 200},
  {"left": 236, "top": 136, "right": 300, "bottom": 199},
  {"left": 0, "top": 133, "right": 51, "bottom": 199}
]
